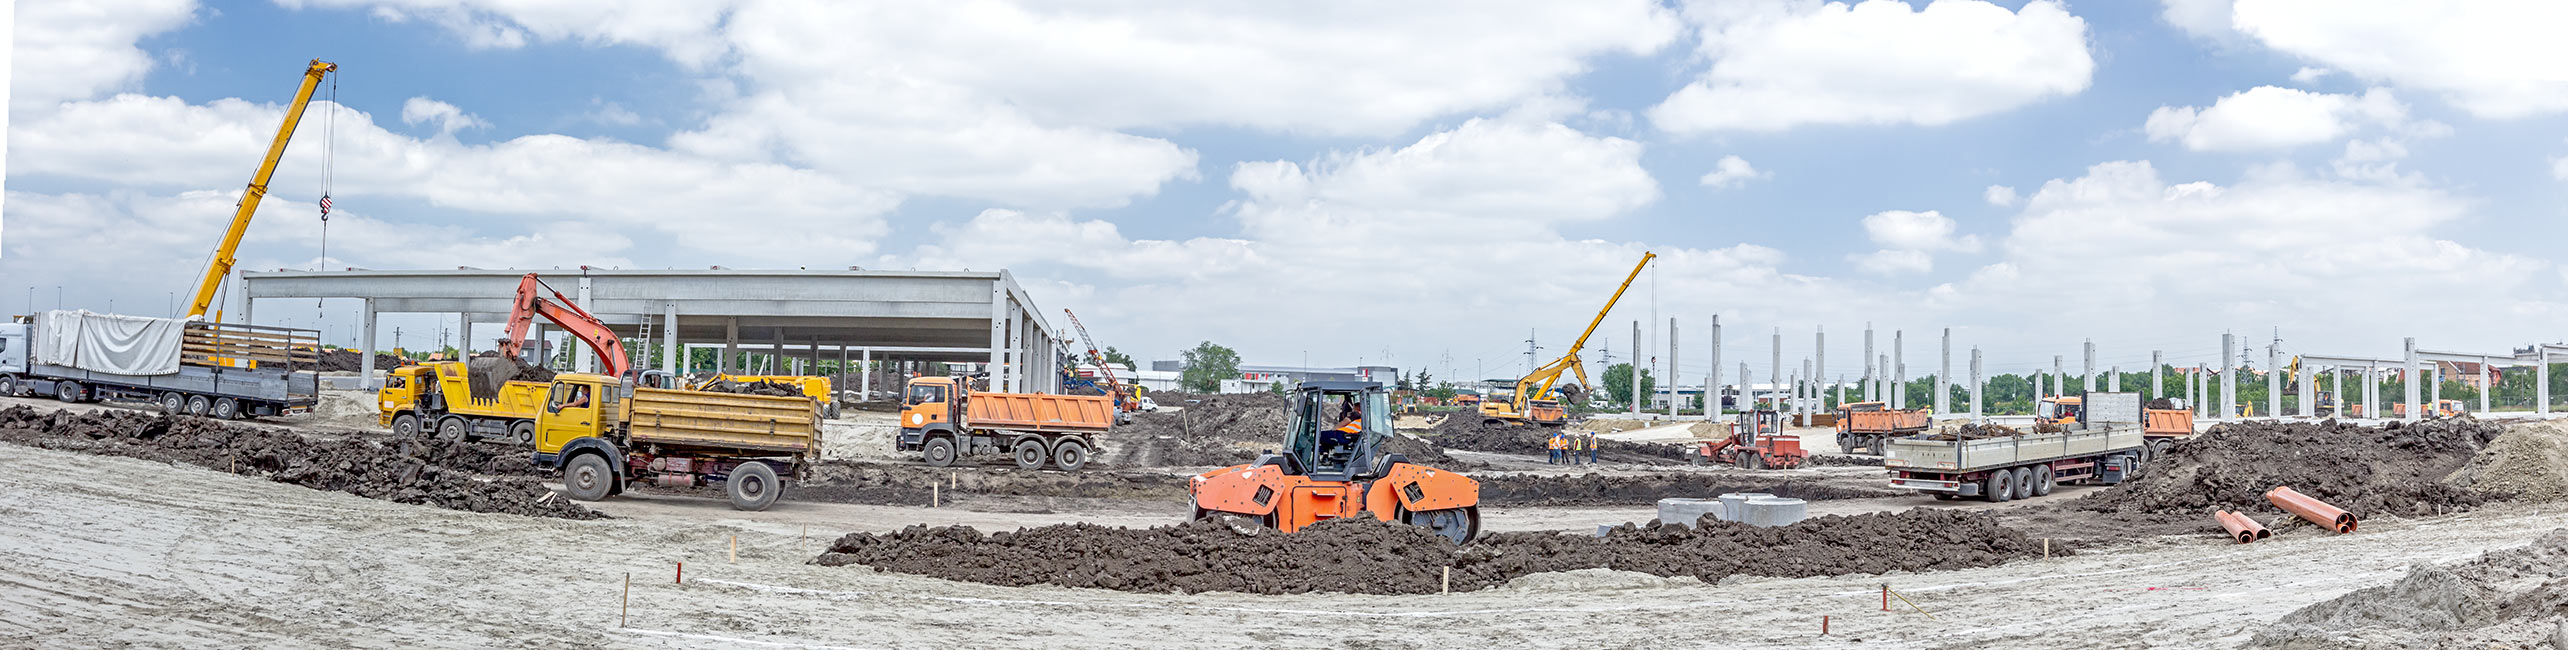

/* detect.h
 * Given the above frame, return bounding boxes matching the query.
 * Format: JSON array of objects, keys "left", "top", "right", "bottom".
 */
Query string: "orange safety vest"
[{"left": 1548, "top": 436, "right": 1565, "bottom": 450}]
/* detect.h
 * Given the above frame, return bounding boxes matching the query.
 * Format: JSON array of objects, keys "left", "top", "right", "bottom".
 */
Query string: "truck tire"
[
  {"left": 2150, "top": 439, "right": 2173, "bottom": 462},
  {"left": 391, "top": 414, "right": 422, "bottom": 439},
  {"left": 1013, "top": 439, "right": 1050, "bottom": 470},
  {"left": 727, "top": 462, "right": 782, "bottom": 511},
  {"left": 437, "top": 417, "right": 469, "bottom": 442},
  {"left": 56, "top": 381, "right": 85, "bottom": 403},
  {"left": 824, "top": 403, "right": 841, "bottom": 419},
  {"left": 562, "top": 453, "right": 614, "bottom": 501},
  {"left": 1051, "top": 439, "right": 1089, "bottom": 471},
  {"left": 186, "top": 394, "right": 211, "bottom": 416},
  {"left": 509, "top": 421, "right": 536, "bottom": 446},
  {"left": 922, "top": 438, "right": 957, "bottom": 467},
  {"left": 0, "top": 375, "right": 16, "bottom": 397},
  {"left": 2033, "top": 465, "right": 2055, "bottom": 497},
  {"left": 2011, "top": 467, "right": 2035, "bottom": 500},
  {"left": 160, "top": 392, "right": 186, "bottom": 414},
  {"left": 1986, "top": 471, "right": 2013, "bottom": 503},
  {"left": 211, "top": 398, "right": 239, "bottom": 420}
]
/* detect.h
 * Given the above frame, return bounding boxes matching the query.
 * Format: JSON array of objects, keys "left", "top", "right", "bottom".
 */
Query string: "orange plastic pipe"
[
  {"left": 2236, "top": 511, "right": 2272, "bottom": 540},
  {"left": 2264, "top": 486, "right": 2357, "bottom": 533},
  {"left": 2212, "top": 511, "right": 2254, "bottom": 544}
]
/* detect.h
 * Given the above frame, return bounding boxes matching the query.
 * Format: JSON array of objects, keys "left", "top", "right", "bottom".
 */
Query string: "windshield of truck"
[
  {"left": 547, "top": 383, "right": 591, "bottom": 412},
  {"left": 907, "top": 383, "right": 945, "bottom": 405},
  {"left": 2037, "top": 401, "right": 2059, "bottom": 419}
]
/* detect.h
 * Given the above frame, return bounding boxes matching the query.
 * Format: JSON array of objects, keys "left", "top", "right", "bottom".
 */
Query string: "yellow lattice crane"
[{"left": 1479, "top": 251, "right": 1654, "bottom": 426}]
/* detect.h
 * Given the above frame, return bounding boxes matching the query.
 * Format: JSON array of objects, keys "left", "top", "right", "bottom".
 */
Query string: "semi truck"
[
  {"left": 1834, "top": 401, "right": 1930, "bottom": 455},
  {"left": 377, "top": 361, "right": 550, "bottom": 444},
  {"left": 536, "top": 372, "right": 823, "bottom": 511},
  {"left": 1886, "top": 392, "right": 2149, "bottom": 502},
  {"left": 898, "top": 374, "right": 1114, "bottom": 471},
  {"left": 0, "top": 311, "right": 320, "bottom": 419}
]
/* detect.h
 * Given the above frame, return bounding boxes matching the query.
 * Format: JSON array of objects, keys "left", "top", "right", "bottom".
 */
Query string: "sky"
[{"left": 6, "top": 0, "right": 2568, "bottom": 386}]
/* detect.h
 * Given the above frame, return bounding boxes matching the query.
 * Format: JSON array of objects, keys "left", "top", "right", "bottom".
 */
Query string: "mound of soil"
[
  {"left": 314, "top": 348, "right": 409, "bottom": 373},
  {"left": 1107, "top": 393, "right": 1457, "bottom": 468},
  {"left": 696, "top": 379, "right": 804, "bottom": 398},
  {"left": 792, "top": 461, "right": 1186, "bottom": 505},
  {"left": 815, "top": 509, "right": 2039, "bottom": 595},
  {"left": 2448, "top": 420, "right": 2568, "bottom": 503},
  {"left": 2074, "top": 417, "right": 2502, "bottom": 517},
  {"left": 2248, "top": 528, "right": 2568, "bottom": 649},
  {"left": 0, "top": 405, "right": 598, "bottom": 519},
  {"left": 1805, "top": 454, "right": 1886, "bottom": 467},
  {"left": 1475, "top": 472, "right": 1898, "bottom": 506},
  {"left": 1920, "top": 423, "right": 2020, "bottom": 440},
  {"left": 1428, "top": 415, "right": 1691, "bottom": 464}
]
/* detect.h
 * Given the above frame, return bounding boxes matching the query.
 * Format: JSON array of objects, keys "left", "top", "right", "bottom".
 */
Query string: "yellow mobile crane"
[
  {"left": 187, "top": 59, "right": 337, "bottom": 320},
  {"left": 1478, "top": 251, "right": 1655, "bottom": 427}
]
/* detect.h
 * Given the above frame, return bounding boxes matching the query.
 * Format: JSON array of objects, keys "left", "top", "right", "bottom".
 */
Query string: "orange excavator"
[
  {"left": 1188, "top": 380, "right": 1482, "bottom": 544},
  {"left": 468, "top": 273, "right": 635, "bottom": 398}
]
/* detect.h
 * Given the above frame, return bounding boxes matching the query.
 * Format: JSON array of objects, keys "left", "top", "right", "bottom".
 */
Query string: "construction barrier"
[{"left": 2264, "top": 486, "right": 2358, "bottom": 533}]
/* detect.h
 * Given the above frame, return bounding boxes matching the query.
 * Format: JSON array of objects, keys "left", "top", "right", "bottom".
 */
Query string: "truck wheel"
[
  {"left": 56, "top": 381, "right": 85, "bottom": 403},
  {"left": 2011, "top": 467, "right": 2035, "bottom": 500},
  {"left": 1051, "top": 439, "right": 1089, "bottom": 471},
  {"left": 186, "top": 394, "right": 211, "bottom": 416},
  {"left": 391, "top": 414, "right": 421, "bottom": 439},
  {"left": 509, "top": 421, "right": 536, "bottom": 446},
  {"left": 211, "top": 398, "right": 239, "bottom": 420},
  {"left": 727, "top": 461, "right": 783, "bottom": 511},
  {"left": 1986, "top": 471, "right": 2013, "bottom": 503},
  {"left": 0, "top": 376, "right": 16, "bottom": 397},
  {"left": 159, "top": 392, "right": 186, "bottom": 414},
  {"left": 562, "top": 453, "right": 614, "bottom": 501},
  {"left": 824, "top": 403, "right": 841, "bottom": 419},
  {"left": 922, "top": 438, "right": 957, "bottom": 467},
  {"left": 437, "top": 417, "right": 469, "bottom": 442},
  {"left": 2150, "top": 439, "right": 2173, "bottom": 461},
  {"left": 2033, "top": 466, "right": 2055, "bottom": 497},
  {"left": 1013, "top": 439, "right": 1050, "bottom": 470}
]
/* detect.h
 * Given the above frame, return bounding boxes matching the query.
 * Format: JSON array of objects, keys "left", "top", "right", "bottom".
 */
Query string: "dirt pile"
[
  {"left": 1428, "top": 415, "right": 1691, "bottom": 464},
  {"left": 0, "top": 405, "right": 596, "bottom": 519},
  {"left": 1475, "top": 472, "right": 1898, "bottom": 506},
  {"left": 314, "top": 349, "right": 408, "bottom": 373},
  {"left": 2247, "top": 528, "right": 2568, "bottom": 649},
  {"left": 696, "top": 378, "right": 804, "bottom": 398},
  {"left": 791, "top": 461, "right": 1185, "bottom": 505},
  {"left": 815, "top": 509, "right": 2040, "bottom": 595},
  {"left": 2075, "top": 417, "right": 2502, "bottom": 518},
  {"left": 1804, "top": 454, "right": 1886, "bottom": 467},
  {"left": 1105, "top": 393, "right": 1456, "bottom": 468},
  {"left": 1920, "top": 423, "right": 2020, "bottom": 440},
  {"left": 2448, "top": 420, "right": 2568, "bottom": 503}
]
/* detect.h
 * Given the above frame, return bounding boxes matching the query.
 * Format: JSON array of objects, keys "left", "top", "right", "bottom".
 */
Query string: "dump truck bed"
[
  {"left": 964, "top": 391, "right": 1114, "bottom": 434},
  {"left": 1840, "top": 409, "right": 1930, "bottom": 433},
  {"left": 2143, "top": 409, "right": 2194, "bottom": 436},
  {"left": 1885, "top": 424, "right": 2144, "bottom": 473},
  {"left": 422, "top": 361, "right": 547, "bottom": 418},
  {"left": 625, "top": 387, "right": 822, "bottom": 455}
]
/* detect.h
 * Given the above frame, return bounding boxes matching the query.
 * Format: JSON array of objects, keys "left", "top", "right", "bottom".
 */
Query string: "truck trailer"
[
  {"left": 0, "top": 311, "right": 319, "bottom": 419},
  {"left": 1885, "top": 392, "right": 2149, "bottom": 502},
  {"left": 898, "top": 374, "right": 1114, "bottom": 471}
]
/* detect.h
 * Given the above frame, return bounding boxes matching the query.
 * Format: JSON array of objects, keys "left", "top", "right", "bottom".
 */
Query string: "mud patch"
[
  {"left": 2247, "top": 528, "right": 2568, "bottom": 649},
  {"left": 1428, "top": 415, "right": 1691, "bottom": 464},
  {"left": 2074, "top": 417, "right": 2501, "bottom": 518},
  {"left": 815, "top": 509, "right": 2039, "bottom": 595},
  {"left": 1476, "top": 472, "right": 1898, "bottom": 506},
  {"left": 0, "top": 405, "right": 595, "bottom": 519}
]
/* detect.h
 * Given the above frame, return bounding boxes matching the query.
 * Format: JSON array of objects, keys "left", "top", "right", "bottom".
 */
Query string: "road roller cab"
[{"left": 1187, "top": 381, "right": 1482, "bottom": 544}]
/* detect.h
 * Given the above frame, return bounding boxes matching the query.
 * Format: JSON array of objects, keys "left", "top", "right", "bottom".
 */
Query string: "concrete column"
[
  {"left": 1738, "top": 363, "right": 1751, "bottom": 414},
  {"left": 2402, "top": 337, "right": 2420, "bottom": 422},
  {"left": 722, "top": 318, "right": 739, "bottom": 373},
  {"left": 1969, "top": 347, "right": 1984, "bottom": 423},
  {"left": 661, "top": 302, "right": 679, "bottom": 374},
  {"left": 2429, "top": 365, "right": 2441, "bottom": 405},
  {"left": 1863, "top": 325, "right": 1875, "bottom": 402},
  {"left": 2110, "top": 366, "right": 2121, "bottom": 392},
  {"left": 2053, "top": 355, "right": 2065, "bottom": 399},
  {"left": 861, "top": 348, "right": 873, "bottom": 399},
  {"left": 1709, "top": 315, "right": 1721, "bottom": 418},
  {"left": 2540, "top": 348, "right": 2551, "bottom": 415},
  {"left": 2082, "top": 340, "right": 2096, "bottom": 394},
  {"left": 2267, "top": 340, "right": 2281, "bottom": 419},
  {"left": 1771, "top": 328, "right": 1783, "bottom": 414},
  {"left": 359, "top": 299, "right": 380, "bottom": 390},
  {"left": 989, "top": 282, "right": 1009, "bottom": 393},
  {"left": 1893, "top": 330, "right": 1905, "bottom": 410},
  {"left": 2478, "top": 357, "right": 2491, "bottom": 414},
  {"left": 837, "top": 346, "right": 850, "bottom": 405},
  {"left": 1835, "top": 375, "right": 1845, "bottom": 410},
  {"left": 2221, "top": 333, "right": 2237, "bottom": 419},
  {"left": 574, "top": 276, "right": 594, "bottom": 373},
  {"left": 1004, "top": 301, "right": 1025, "bottom": 392},
  {"left": 2367, "top": 365, "right": 2382, "bottom": 418},
  {"left": 1936, "top": 328, "right": 1950, "bottom": 415},
  {"left": 1669, "top": 318, "right": 1680, "bottom": 418},
  {"left": 2151, "top": 350, "right": 2164, "bottom": 400},
  {"left": 1801, "top": 359, "right": 1815, "bottom": 425},
  {"left": 1814, "top": 325, "right": 1825, "bottom": 410},
  {"left": 1879, "top": 354, "right": 1890, "bottom": 403},
  {"left": 2298, "top": 361, "right": 2316, "bottom": 417}
]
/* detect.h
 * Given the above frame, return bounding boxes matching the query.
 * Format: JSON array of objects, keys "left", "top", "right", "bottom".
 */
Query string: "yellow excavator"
[
  {"left": 1478, "top": 251, "right": 1654, "bottom": 427},
  {"left": 187, "top": 59, "right": 337, "bottom": 321}
]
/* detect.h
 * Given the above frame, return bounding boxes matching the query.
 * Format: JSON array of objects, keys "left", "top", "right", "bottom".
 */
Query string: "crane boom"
[
  {"left": 1062, "top": 309, "right": 1132, "bottom": 411},
  {"left": 188, "top": 58, "right": 336, "bottom": 320},
  {"left": 1511, "top": 252, "right": 1655, "bottom": 412}
]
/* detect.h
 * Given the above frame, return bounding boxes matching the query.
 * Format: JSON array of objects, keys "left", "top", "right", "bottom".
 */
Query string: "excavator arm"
[
  {"left": 188, "top": 59, "right": 336, "bottom": 320},
  {"left": 1511, "top": 252, "right": 1655, "bottom": 411},
  {"left": 498, "top": 273, "right": 631, "bottom": 379}
]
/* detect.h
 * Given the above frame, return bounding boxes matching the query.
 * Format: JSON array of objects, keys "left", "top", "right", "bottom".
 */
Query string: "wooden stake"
[
  {"left": 729, "top": 535, "right": 737, "bottom": 563},
  {"left": 2043, "top": 538, "right": 2051, "bottom": 559},
  {"left": 620, "top": 572, "right": 631, "bottom": 628},
  {"left": 1441, "top": 566, "right": 1451, "bottom": 595},
  {"left": 676, "top": 562, "right": 684, "bottom": 585},
  {"left": 951, "top": 471, "right": 958, "bottom": 490},
  {"left": 932, "top": 483, "right": 940, "bottom": 508},
  {"left": 1881, "top": 584, "right": 1890, "bottom": 611},
  {"left": 1821, "top": 615, "right": 1829, "bottom": 635}
]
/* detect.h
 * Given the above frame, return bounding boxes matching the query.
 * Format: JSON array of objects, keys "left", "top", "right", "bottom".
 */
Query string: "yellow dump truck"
[
  {"left": 534, "top": 372, "right": 823, "bottom": 510},
  {"left": 379, "top": 361, "right": 550, "bottom": 444},
  {"left": 694, "top": 373, "right": 837, "bottom": 418}
]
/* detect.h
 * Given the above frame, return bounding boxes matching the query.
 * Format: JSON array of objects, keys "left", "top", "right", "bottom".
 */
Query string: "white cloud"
[
  {"left": 2552, "top": 155, "right": 2568, "bottom": 182},
  {"left": 584, "top": 100, "right": 643, "bottom": 126},
  {"left": 399, "top": 97, "right": 489, "bottom": 135},
  {"left": 1849, "top": 209, "right": 1979, "bottom": 274},
  {"left": 1984, "top": 185, "right": 2019, "bottom": 207},
  {"left": 1651, "top": 0, "right": 2094, "bottom": 133},
  {"left": 2159, "top": 0, "right": 2235, "bottom": 40},
  {"left": 2226, "top": 0, "right": 2568, "bottom": 119},
  {"left": 1228, "top": 118, "right": 1659, "bottom": 224},
  {"left": 1696, "top": 155, "right": 1770, "bottom": 189},
  {"left": 2289, "top": 66, "right": 2332, "bottom": 85},
  {"left": 2144, "top": 86, "right": 2406, "bottom": 151},
  {"left": 1852, "top": 249, "right": 1932, "bottom": 275},
  {"left": 8, "top": 0, "right": 197, "bottom": 115}
]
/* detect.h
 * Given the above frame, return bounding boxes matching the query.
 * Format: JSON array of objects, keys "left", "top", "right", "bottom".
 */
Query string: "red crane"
[{"left": 497, "top": 272, "right": 630, "bottom": 379}]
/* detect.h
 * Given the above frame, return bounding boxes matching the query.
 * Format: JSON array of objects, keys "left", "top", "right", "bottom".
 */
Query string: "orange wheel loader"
[{"left": 1188, "top": 380, "right": 1483, "bottom": 544}]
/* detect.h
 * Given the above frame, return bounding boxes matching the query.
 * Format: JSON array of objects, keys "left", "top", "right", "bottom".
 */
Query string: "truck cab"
[
  {"left": 898, "top": 376, "right": 963, "bottom": 441},
  {"left": 0, "top": 323, "right": 25, "bottom": 377},
  {"left": 377, "top": 365, "right": 430, "bottom": 429},
  {"left": 533, "top": 373, "right": 620, "bottom": 454},
  {"left": 2035, "top": 396, "right": 2084, "bottom": 427}
]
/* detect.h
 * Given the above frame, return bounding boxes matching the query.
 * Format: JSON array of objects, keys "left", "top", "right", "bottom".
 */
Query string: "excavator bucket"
[{"left": 466, "top": 356, "right": 520, "bottom": 401}]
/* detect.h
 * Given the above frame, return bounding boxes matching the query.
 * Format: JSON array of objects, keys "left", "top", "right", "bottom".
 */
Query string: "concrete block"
[
  {"left": 1743, "top": 496, "right": 1809, "bottom": 527},
  {"left": 1657, "top": 497, "right": 1724, "bottom": 528}
]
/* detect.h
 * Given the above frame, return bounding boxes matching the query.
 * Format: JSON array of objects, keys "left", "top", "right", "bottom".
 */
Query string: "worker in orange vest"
[{"left": 1547, "top": 433, "right": 1565, "bottom": 464}]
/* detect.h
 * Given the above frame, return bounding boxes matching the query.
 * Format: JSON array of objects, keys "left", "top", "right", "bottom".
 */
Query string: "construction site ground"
[{"left": 8, "top": 392, "right": 2567, "bottom": 647}]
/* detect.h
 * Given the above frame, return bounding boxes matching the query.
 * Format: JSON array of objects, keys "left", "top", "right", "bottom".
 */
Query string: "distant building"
[{"left": 1151, "top": 361, "right": 1398, "bottom": 393}]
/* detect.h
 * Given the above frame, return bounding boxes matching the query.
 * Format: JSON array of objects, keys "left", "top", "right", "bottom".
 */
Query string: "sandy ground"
[{"left": 7, "top": 438, "right": 2564, "bottom": 649}]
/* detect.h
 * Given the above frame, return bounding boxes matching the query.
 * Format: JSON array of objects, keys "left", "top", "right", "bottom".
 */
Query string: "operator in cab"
[{"left": 1320, "top": 397, "right": 1362, "bottom": 458}]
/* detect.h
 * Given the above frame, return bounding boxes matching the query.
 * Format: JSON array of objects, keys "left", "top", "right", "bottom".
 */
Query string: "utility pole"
[
  {"left": 1631, "top": 321, "right": 1641, "bottom": 419},
  {"left": 1524, "top": 329, "right": 1539, "bottom": 378},
  {"left": 1708, "top": 315, "right": 1721, "bottom": 419}
]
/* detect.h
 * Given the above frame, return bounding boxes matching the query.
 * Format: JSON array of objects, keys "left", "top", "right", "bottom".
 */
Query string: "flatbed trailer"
[
  {"left": 1885, "top": 392, "right": 2149, "bottom": 502},
  {"left": 0, "top": 313, "right": 319, "bottom": 419}
]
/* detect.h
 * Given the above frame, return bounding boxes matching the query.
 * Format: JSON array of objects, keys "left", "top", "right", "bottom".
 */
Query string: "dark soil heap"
[
  {"left": 1475, "top": 472, "right": 1897, "bottom": 506},
  {"left": 815, "top": 509, "right": 2039, "bottom": 595},
  {"left": 793, "top": 460, "right": 1186, "bottom": 505},
  {"left": 2248, "top": 528, "right": 2568, "bottom": 648},
  {"left": 0, "top": 405, "right": 600, "bottom": 519},
  {"left": 315, "top": 348, "right": 408, "bottom": 373},
  {"left": 2074, "top": 417, "right": 2503, "bottom": 517},
  {"left": 1427, "top": 415, "right": 1691, "bottom": 464},
  {"left": 696, "top": 378, "right": 805, "bottom": 398},
  {"left": 1108, "top": 393, "right": 1455, "bottom": 467}
]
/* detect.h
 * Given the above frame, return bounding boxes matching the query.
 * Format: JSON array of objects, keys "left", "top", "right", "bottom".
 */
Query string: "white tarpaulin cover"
[{"left": 35, "top": 310, "right": 183, "bottom": 375}]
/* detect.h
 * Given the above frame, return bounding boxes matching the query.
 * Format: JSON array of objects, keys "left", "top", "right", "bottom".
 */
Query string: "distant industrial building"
[{"left": 1148, "top": 361, "right": 1397, "bottom": 393}]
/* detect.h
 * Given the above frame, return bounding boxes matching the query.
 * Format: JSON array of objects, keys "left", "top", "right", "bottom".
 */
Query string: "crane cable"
[{"left": 317, "top": 70, "right": 336, "bottom": 314}]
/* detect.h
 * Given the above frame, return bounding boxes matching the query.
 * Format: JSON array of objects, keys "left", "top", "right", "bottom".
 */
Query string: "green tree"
[
  {"left": 1101, "top": 346, "right": 1135, "bottom": 368},
  {"left": 1179, "top": 341, "right": 1240, "bottom": 393},
  {"left": 1600, "top": 363, "right": 1656, "bottom": 408},
  {"left": 1424, "top": 381, "right": 1458, "bottom": 400}
]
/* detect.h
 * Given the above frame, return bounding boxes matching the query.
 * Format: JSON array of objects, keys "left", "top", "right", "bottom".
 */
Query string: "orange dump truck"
[
  {"left": 2042, "top": 395, "right": 2196, "bottom": 460},
  {"left": 1835, "top": 401, "right": 1930, "bottom": 455},
  {"left": 897, "top": 375, "right": 1114, "bottom": 471}
]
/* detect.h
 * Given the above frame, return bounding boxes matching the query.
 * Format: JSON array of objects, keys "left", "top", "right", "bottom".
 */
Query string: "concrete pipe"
[
  {"left": 1744, "top": 496, "right": 1809, "bottom": 528},
  {"left": 2264, "top": 486, "right": 2358, "bottom": 533},
  {"left": 1657, "top": 498, "right": 1724, "bottom": 529},
  {"left": 1718, "top": 492, "right": 1772, "bottom": 524}
]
